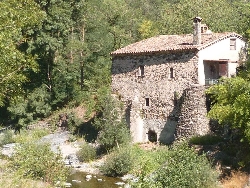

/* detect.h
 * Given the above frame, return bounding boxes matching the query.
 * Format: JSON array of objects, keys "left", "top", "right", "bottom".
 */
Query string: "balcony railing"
[{"left": 205, "top": 78, "right": 219, "bottom": 86}]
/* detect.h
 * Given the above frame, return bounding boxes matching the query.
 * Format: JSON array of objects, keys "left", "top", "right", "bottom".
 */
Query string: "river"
[{"left": 67, "top": 171, "right": 128, "bottom": 188}]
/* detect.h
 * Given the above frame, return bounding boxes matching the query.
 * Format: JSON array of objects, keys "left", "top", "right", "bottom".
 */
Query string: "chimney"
[{"left": 193, "top": 17, "right": 202, "bottom": 45}]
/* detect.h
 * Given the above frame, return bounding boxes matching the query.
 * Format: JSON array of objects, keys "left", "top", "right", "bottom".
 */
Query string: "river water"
[{"left": 67, "top": 171, "right": 127, "bottom": 188}]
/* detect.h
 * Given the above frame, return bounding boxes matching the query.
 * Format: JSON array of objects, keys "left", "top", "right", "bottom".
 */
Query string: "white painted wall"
[{"left": 198, "top": 37, "right": 246, "bottom": 85}]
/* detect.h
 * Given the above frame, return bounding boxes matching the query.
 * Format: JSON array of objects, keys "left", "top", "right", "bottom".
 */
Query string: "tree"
[
  {"left": 207, "top": 76, "right": 250, "bottom": 143},
  {"left": 93, "top": 94, "right": 131, "bottom": 151},
  {"left": 160, "top": 0, "right": 247, "bottom": 35},
  {"left": 0, "top": 0, "right": 44, "bottom": 106}
]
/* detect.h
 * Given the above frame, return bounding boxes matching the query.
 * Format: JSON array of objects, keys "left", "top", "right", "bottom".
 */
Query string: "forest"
[
  {"left": 1, "top": 0, "right": 250, "bottom": 128},
  {"left": 1, "top": 0, "right": 250, "bottom": 187}
]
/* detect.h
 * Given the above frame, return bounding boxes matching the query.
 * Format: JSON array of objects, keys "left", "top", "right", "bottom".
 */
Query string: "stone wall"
[
  {"left": 111, "top": 51, "right": 207, "bottom": 143},
  {"left": 175, "top": 85, "right": 210, "bottom": 140}
]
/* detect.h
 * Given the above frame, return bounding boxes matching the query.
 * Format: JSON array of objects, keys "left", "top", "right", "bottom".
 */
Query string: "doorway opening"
[{"left": 148, "top": 130, "right": 157, "bottom": 142}]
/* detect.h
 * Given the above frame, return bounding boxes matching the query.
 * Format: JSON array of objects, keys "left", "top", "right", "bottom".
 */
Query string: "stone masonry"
[
  {"left": 175, "top": 85, "right": 210, "bottom": 140},
  {"left": 112, "top": 50, "right": 210, "bottom": 144}
]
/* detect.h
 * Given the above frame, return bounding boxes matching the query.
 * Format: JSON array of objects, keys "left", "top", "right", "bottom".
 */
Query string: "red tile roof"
[{"left": 111, "top": 32, "right": 243, "bottom": 56}]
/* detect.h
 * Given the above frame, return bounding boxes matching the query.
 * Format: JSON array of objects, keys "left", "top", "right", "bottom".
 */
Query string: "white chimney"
[{"left": 193, "top": 17, "right": 202, "bottom": 45}]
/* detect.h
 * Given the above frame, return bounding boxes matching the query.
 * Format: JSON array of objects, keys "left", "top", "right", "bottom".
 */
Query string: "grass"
[
  {"left": 0, "top": 159, "right": 53, "bottom": 188},
  {"left": 13, "top": 128, "right": 50, "bottom": 143}
]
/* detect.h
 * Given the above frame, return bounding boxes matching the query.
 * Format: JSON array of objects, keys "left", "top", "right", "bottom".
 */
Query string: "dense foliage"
[
  {"left": 93, "top": 95, "right": 131, "bottom": 151},
  {"left": 101, "top": 146, "right": 134, "bottom": 177},
  {"left": 133, "top": 142, "right": 219, "bottom": 188},
  {"left": 101, "top": 142, "right": 218, "bottom": 186},
  {"left": 11, "top": 142, "right": 69, "bottom": 185},
  {"left": 0, "top": 0, "right": 44, "bottom": 106},
  {"left": 76, "top": 143, "right": 96, "bottom": 162},
  {"left": 207, "top": 76, "right": 250, "bottom": 143},
  {"left": 2, "top": 0, "right": 250, "bottom": 187},
  {"left": 0, "top": 0, "right": 250, "bottom": 127}
]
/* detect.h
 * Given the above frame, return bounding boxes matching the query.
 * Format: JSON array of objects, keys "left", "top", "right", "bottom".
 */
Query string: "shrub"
[
  {"left": 157, "top": 142, "right": 218, "bottom": 188},
  {"left": 101, "top": 146, "right": 133, "bottom": 177},
  {"left": 8, "top": 85, "right": 51, "bottom": 128},
  {"left": 10, "top": 142, "right": 69, "bottom": 185},
  {"left": 94, "top": 94, "right": 131, "bottom": 151},
  {"left": 76, "top": 143, "right": 96, "bottom": 162},
  {"left": 0, "top": 129, "right": 15, "bottom": 146},
  {"left": 97, "top": 119, "right": 131, "bottom": 151},
  {"left": 189, "top": 134, "right": 223, "bottom": 145},
  {"left": 49, "top": 109, "right": 82, "bottom": 133},
  {"left": 133, "top": 142, "right": 219, "bottom": 188},
  {"left": 131, "top": 145, "right": 169, "bottom": 177}
]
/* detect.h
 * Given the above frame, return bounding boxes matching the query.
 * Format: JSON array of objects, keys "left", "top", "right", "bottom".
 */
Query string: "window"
[
  {"left": 138, "top": 65, "right": 144, "bottom": 77},
  {"left": 169, "top": 67, "right": 174, "bottom": 78},
  {"left": 230, "top": 38, "right": 236, "bottom": 50},
  {"left": 145, "top": 98, "right": 150, "bottom": 106}
]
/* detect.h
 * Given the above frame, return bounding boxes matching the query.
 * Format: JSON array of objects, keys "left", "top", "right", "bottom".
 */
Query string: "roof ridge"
[{"left": 111, "top": 32, "right": 244, "bottom": 56}]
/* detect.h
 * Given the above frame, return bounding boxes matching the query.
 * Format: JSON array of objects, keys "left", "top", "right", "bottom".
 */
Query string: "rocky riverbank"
[{"left": 1, "top": 131, "right": 104, "bottom": 175}]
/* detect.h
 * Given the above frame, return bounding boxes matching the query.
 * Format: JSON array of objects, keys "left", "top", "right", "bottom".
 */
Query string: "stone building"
[{"left": 111, "top": 17, "right": 247, "bottom": 144}]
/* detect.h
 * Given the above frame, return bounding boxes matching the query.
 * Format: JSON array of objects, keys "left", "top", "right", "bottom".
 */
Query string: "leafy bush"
[
  {"left": 10, "top": 142, "right": 69, "bottom": 185},
  {"left": 101, "top": 147, "right": 133, "bottom": 177},
  {"left": 94, "top": 94, "right": 131, "bottom": 151},
  {"left": 49, "top": 109, "right": 82, "bottom": 133},
  {"left": 76, "top": 143, "right": 96, "bottom": 162},
  {"left": 8, "top": 85, "right": 51, "bottom": 128},
  {"left": 131, "top": 145, "right": 169, "bottom": 177},
  {"left": 133, "top": 142, "right": 219, "bottom": 188},
  {"left": 0, "top": 129, "right": 15, "bottom": 146},
  {"left": 189, "top": 134, "right": 223, "bottom": 145}
]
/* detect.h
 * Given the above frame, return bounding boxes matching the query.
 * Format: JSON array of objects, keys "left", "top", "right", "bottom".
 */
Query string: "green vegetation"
[
  {"left": 93, "top": 95, "right": 131, "bottom": 151},
  {"left": 101, "top": 146, "right": 134, "bottom": 177},
  {"left": 10, "top": 142, "right": 69, "bottom": 185},
  {"left": 190, "top": 134, "right": 223, "bottom": 145},
  {"left": 76, "top": 143, "right": 96, "bottom": 162},
  {"left": 0, "top": 128, "right": 49, "bottom": 146},
  {"left": 13, "top": 128, "right": 50, "bottom": 143},
  {"left": 0, "top": 0, "right": 250, "bottom": 187},
  {"left": 0, "top": 130, "right": 15, "bottom": 146},
  {"left": 1, "top": 0, "right": 250, "bottom": 128},
  {"left": 207, "top": 76, "right": 250, "bottom": 144},
  {"left": 100, "top": 142, "right": 219, "bottom": 187},
  {"left": 132, "top": 142, "right": 219, "bottom": 188}
]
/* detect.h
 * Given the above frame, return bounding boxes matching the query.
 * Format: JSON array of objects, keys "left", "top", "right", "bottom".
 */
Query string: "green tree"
[
  {"left": 0, "top": 0, "right": 44, "bottom": 106},
  {"left": 8, "top": 85, "right": 51, "bottom": 128},
  {"left": 207, "top": 77, "right": 250, "bottom": 143},
  {"left": 94, "top": 94, "right": 131, "bottom": 151},
  {"left": 160, "top": 0, "right": 247, "bottom": 35}
]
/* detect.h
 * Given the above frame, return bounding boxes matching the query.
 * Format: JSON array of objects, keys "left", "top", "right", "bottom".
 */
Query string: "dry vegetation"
[{"left": 221, "top": 171, "right": 249, "bottom": 188}]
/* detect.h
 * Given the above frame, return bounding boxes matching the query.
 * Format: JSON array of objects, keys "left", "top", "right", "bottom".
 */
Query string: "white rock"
[
  {"left": 72, "top": 179, "right": 81, "bottom": 183},
  {"left": 115, "top": 182, "right": 125, "bottom": 186},
  {"left": 86, "top": 174, "right": 92, "bottom": 179}
]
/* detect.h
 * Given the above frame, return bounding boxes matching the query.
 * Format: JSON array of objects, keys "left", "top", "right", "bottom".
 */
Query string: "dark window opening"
[
  {"left": 148, "top": 130, "right": 157, "bottom": 142},
  {"left": 230, "top": 38, "right": 236, "bottom": 50},
  {"left": 145, "top": 98, "right": 150, "bottom": 106},
  {"left": 138, "top": 65, "right": 144, "bottom": 76},
  {"left": 169, "top": 67, "right": 174, "bottom": 78}
]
